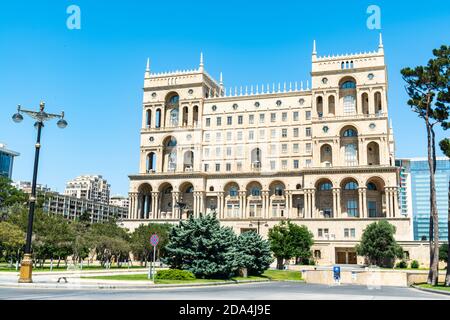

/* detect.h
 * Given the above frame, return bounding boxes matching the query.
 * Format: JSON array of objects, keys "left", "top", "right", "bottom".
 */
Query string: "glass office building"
[
  {"left": 396, "top": 158, "right": 450, "bottom": 240},
  {"left": 0, "top": 143, "right": 19, "bottom": 179}
]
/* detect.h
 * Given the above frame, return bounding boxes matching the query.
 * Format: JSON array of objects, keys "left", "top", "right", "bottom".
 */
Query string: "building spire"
[
  {"left": 312, "top": 40, "right": 317, "bottom": 55},
  {"left": 378, "top": 33, "right": 384, "bottom": 54},
  {"left": 199, "top": 52, "right": 204, "bottom": 71},
  {"left": 219, "top": 72, "right": 223, "bottom": 85},
  {"left": 144, "top": 58, "right": 151, "bottom": 79}
]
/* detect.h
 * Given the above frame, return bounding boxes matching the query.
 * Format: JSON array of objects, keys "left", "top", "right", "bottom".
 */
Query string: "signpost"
[
  {"left": 333, "top": 266, "right": 341, "bottom": 285},
  {"left": 149, "top": 234, "right": 159, "bottom": 281}
]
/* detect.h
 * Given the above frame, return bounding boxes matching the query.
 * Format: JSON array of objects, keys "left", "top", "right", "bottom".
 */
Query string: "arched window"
[
  {"left": 146, "top": 152, "right": 156, "bottom": 172},
  {"left": 167, "top": 137, "right": 177, "bottom": 147},
  {"left": 319, "top": 182, "right": 332, "bottom": 191},
  {"left": 296, "top": 184, "right": 302, "bottom": 190},
  {"left": 316, "top": 96, "right": 323, "bottom": 117},
  {"left": 155, "top": 109, "right": 161, "bottom": 128},
  {"left": 251, "top": 187, "right": 261, "bottom": 196},
  {"left": 344, "top": 182, "right": 358, "bottom": 190},
  {"left": 328, "top": 95, "right": 335, "bottom": 115},
  {"left": 168, "top": 95, "right": 179, "bottom": 105},
  {"left": 341, "top": 81, "right": 356, "bottom": 89},
  {"left": 229, "top": 186, "right": 238, "bottom": 197},
  {"left": 367, "top": 182, "right": 377, "bottom": 191},
  {"left": 274, "top": 185, "right": 284, "bottom": 196},
  {"left": 146, "top": 109, "right": 152, "bottom": 128},
  {"left": 341, "top": 62, "right": 345, "bottom": 69},
  {"left": 182, "top": 106, "right": 189, "bottom": 126},
  {"left": 343, "top": 95, "right": 356, "bottom": 114},
  {"left": 344, "top": 144, "right": 358, "bottom": 165},
  {"left": 374, "top": 92, "right": 382, "bottom": 113},
  {"left": 170, "top": 108, "right": 179, "bottom": 126},
  {"left": 343, "top": 129, "right": 358, "bottom": 137},
  {"left": 185, "top": 186, "right": 194, "bottom": 193},
  {"left": 209, "top": 186, "right": 214, "bottom": 192}
]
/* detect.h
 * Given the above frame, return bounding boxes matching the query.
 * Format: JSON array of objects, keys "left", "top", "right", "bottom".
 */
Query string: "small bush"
[
  {"left": 155, "top": 269, "right": 195, "bottom": 280},
  {"left": 395, "top": 260, "right": 408, "bottom": 269},
  {"left": 309, "top": 259, "right": 316, "bottom": 266},
  {"left": 410, "top": 260, "right": 420, "bottom": 269}
]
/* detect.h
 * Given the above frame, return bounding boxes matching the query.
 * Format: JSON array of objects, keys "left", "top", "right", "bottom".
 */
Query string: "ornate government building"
[{"left": 125, "top": 35, "right": 423, "bottom": 265}]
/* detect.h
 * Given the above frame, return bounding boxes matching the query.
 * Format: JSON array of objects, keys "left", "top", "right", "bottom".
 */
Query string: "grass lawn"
[
  {"left": 417, "top": 284, "right": 450, "bottom": 292},
  {"left": 0, "top": 263, "right": 146, "bottom": 272},
  {"left": 81, "top": 269, "right": 302, "bottom": 284}
]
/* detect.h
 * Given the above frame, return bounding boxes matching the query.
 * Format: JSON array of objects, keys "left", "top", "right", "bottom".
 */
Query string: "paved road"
[{"left": 0, "top": 282, "right": 447, "bottom": 300}]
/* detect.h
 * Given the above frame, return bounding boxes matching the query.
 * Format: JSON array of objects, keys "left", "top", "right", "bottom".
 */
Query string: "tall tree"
[
  {"left": 0, "top": 177, "right": 27, "bottom": 210},
  {"left": 356, "top": 220, "right": 404, "bottom": 267},
  {"left": 268, "top": 220, "right": 313, "bottom": 269},
  {"left": 440, "top": 138, "right": 450, "bottom": 286},
  {"left": 401, "top": 45, "right": 450, "bottom": 285},
  {"left": 0, "top": 221, "right": 25, "bottom": 263},
  {"left": 130, "top": 223, "right": 172, "bottom": 266}
]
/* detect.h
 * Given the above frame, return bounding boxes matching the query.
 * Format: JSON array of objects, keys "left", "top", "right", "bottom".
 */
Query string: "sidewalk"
[{"left": 0, "top": 272, "right": 271, "bottom": 290}]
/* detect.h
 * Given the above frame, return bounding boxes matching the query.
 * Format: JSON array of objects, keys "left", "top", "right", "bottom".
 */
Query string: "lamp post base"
[{"left": 18, "top": 254, "right": 33, "bottom": 283}]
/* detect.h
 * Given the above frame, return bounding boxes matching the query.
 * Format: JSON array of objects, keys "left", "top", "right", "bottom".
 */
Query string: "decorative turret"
[
  {"left": 199, "top": 52, "right": 204, "bottom": 72},
  {"left": 312, "top": 40, "right": 317, "bottom": 61},
  {"left": 378, "top": 33, "right": 384, "bottom": 54},
  {"left": 144, "top": 58, "right": 150, "bottom": 79}
]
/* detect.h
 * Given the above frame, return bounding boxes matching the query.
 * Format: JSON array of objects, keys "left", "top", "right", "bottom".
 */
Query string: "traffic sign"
[
  {"left": 150, "top": 234, "right": 159, "bottom": 247},
  {"left": 333, "top": 266, "right": 341, "bottom": 281}
]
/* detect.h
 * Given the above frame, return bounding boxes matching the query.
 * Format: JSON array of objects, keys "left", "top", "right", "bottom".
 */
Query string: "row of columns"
[
  {"left": 314, "top": 89, "right": 386, "bottom": 118},
  {"left": 128, "top": 187, "right": 399, "bottom": 220}
]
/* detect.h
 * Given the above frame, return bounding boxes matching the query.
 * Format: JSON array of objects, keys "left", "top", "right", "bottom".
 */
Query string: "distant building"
[
  {"left": 396, "top": 158, "right": 450, "bottom": 241},
  {"left": 64, "top": 175, "right": 110, "bottom": 204},
  {"left": 12, "top": 181, "right": 52, "bottom": 194},
  {"left": 0, "top": 143, "right": 19, "bottom": 179},
  {"left": 109, "top": 195, "right": 129, "bottom": 209},
  {"left": 43, "top": 192, "right": 128, "bottom": 223}
]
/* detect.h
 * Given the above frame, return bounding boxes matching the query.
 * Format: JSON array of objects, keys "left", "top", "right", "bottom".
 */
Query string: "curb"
[
  {"left": 411, "top": 284, "right": 450, "bottom": 296},
  {"left": 0, "top": 279, "right": 272, "bottom": 290}
]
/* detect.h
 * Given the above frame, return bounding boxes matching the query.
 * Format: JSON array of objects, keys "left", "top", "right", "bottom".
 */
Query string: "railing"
[{"left": 312, "top": 112, "right": 387, "bottom": 121}]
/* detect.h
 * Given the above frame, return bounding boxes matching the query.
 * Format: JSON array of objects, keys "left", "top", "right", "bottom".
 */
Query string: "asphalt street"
[{"left": 0, "top": 282, "right": 448, "bottom": 300}]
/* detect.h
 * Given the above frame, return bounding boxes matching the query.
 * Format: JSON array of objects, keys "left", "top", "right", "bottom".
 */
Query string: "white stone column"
[
  {"left": 152, "top": 191, "right": 159, "bottom": 219},
  {"left": 304, "top": 190, "right": 310, "bottom": 219},
  {"left": 361, "top": 187, "right": 367, "bottom": 218},
  {"left": 358, "top": 188, "right": 364, "bottom": 218},
  {"left": 393, "top": 187, "right": 398, "bottom": 218},
  {"left": 286, "top": 191, "right": 292, "bottom": 218},
  {"left": 385, "top": 188, "right": 391, "bottom": 218}
]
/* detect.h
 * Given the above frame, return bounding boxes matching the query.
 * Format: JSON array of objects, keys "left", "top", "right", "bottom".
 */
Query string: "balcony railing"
[{"left": 312, "top": 112, "right": 387, "bottom": 121}]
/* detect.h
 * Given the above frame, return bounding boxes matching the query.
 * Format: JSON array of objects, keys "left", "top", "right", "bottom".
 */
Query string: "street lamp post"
[
  {"left": 12, "top": 102, "right": 67, "bottom": 283},
  {"left": 249, "top": 218, "right": 269, "bottom": 235}
]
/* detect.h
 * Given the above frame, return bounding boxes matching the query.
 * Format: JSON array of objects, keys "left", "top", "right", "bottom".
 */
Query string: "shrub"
[
  {"left": 162, "top": 214, "right": 238, "bottom": 279},
  {"left": 395, "top": 260, "right": 408, "bottom": 269},
  {"left": 155, "top": 269, "right": 195, "bottom": 280},
  {"left": 410, "top": 260, "right": 420, "bottom": 269},
  {"left": 235, "top": 231, "right": 273, "bottom": 276}
]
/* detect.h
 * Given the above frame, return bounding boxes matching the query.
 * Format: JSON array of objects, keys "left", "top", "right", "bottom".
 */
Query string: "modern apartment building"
[
  {"left": 396, "top": 158, "right": 450, "bottom": 241},
  {"left": 64, "top": 175, "right": 110, "bottom": 204},
  {"left": 124, "top": 35, "right": 429, "bottom": 265},
  {"left": 109, "top": 195, "right": 130, "bottom": 209},
  {"left": 0, "top": 143, "right": 19, "bottom": 179},
  {"left": 43, "top": 192, "right": 128, "bottom": 223}
]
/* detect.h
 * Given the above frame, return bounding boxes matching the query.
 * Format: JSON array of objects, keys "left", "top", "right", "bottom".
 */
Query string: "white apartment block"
[
  {"left": 64, "top": 175, "right": 110, "bottom": 204},
  {"left": 124, "top": 35, "right": 429, "bottom": 265},
  {"left": 109, "top": 195, "right": 130, "bottom": 209}
]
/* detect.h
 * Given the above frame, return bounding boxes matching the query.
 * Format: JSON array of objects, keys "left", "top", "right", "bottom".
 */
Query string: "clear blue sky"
[{"left": 1, "top": 0, "right": 449, "bottom": 196}]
